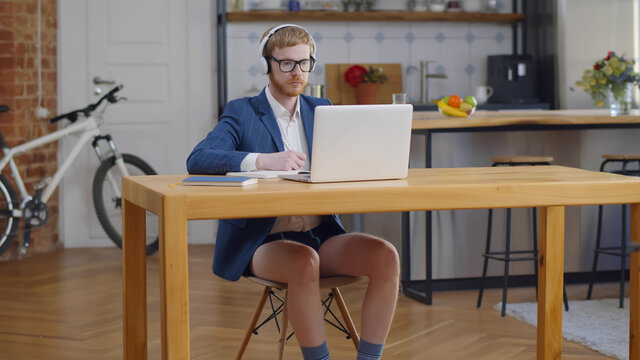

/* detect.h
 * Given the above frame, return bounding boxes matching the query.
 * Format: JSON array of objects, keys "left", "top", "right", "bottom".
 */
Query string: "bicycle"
[{"left": 0, "top": 85, "right": 159, "bottom": 256}]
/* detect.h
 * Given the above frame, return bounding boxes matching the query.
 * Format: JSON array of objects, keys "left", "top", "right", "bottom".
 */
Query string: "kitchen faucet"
[{"left": 420, "top": 60, "right": 447, "bottom": 104}]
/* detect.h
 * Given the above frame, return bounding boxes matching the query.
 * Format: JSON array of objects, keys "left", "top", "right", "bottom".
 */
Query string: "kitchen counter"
[
  {"left": 412, "top": 102, "right": 551, "bottom": 112},
  {"left": 412, "top": 109, "right": 640, "bottom": 131}
]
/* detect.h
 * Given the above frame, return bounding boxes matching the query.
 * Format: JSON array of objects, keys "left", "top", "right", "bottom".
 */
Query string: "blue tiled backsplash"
[{"left": 226, "top": 20, "right": 513, "bottom": 103}]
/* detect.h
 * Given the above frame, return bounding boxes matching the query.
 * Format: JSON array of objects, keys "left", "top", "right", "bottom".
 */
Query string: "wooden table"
[
  {"left": 122, "top": 166, "right": 640, "bottom": 360},
  {"left": 406, "top": 109, "right": 640, "bottom": 305}
]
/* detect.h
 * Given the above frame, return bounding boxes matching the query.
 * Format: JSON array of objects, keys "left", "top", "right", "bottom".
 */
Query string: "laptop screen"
[{"left": 306, "top": 104, "right": 413, "bottom": 183}]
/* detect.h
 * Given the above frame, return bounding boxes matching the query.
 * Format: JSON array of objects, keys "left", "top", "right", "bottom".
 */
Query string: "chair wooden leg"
[
  {"left": 331, "top": 287, "right": 360, "bottom": 350},
  {"left": 236, "top": 286, "right": 272, "bottom": 360},
  {"left": 277, "top": 290, "right": 288, "bottom": 360}
]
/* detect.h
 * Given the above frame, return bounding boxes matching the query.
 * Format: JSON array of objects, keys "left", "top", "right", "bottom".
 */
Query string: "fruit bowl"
[
  {"left": 438, "top": 105, "right": 476, "bottom": 117},
  {"left": 437, "top": 94, "right": 478, "bottom": 118}
]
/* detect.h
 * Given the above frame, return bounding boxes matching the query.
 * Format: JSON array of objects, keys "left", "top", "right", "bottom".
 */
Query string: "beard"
[{"left": 269, "top": 73, "right": 308, "bottom": 98}]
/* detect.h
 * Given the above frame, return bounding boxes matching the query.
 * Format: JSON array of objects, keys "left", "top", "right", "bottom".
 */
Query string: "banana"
[{"left": 438, "top": 100, "right": 468, "bottom": 117}]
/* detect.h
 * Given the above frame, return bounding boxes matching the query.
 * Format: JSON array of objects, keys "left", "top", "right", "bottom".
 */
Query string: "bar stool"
[
  {"left": 477, "top": 156, "right": 569, "bottom": 317},
  {"left": 587, "top": 154, "right": 640, "bottom": 308},
  {"left": 236, "top": 275, "right": 362, "bottom": 360}
]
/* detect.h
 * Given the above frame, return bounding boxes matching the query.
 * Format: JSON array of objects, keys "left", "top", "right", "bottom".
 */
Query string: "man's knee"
[
  {"left": 368, "top": 239, "right": 400, "bottom": 278},
  {"left": 287, "top": 245, "right": 320, "bottom": 283}
]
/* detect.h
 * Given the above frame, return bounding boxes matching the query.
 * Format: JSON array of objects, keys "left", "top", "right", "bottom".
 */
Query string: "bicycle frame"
[{"left": 0, "top": 115, "right": 128, "bottom": 207}]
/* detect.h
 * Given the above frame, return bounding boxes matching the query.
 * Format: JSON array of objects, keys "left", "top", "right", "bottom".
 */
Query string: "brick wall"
[{"left": 0, "top": 0, "right": 58, "bottom": 260}]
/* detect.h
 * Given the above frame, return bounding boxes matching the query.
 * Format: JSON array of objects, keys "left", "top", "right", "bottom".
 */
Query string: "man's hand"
[{"left": 256, "top": 150, "right": 307, "bottom": 170}]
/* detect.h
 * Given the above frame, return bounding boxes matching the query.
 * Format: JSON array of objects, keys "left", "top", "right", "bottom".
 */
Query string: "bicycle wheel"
[
  {"left": 0, "top": 174, "right": 19, "bottom": 256},
  {"left": 92, "top": 154, "right": 159, "bottom": 255}
]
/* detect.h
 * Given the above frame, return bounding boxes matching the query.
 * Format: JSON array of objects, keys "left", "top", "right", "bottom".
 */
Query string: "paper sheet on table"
[{"left": 226, "top": 170, "right": 305, "bottom": 179}]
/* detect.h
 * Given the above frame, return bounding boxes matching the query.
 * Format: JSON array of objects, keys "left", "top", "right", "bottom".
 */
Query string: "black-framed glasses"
[{"left": 267, "top": 56, "right": 315, "bottom": 73}]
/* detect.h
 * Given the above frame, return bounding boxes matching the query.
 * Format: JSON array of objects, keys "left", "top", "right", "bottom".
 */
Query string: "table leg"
[
  {"left": 159, "top": 196, "right": 190, "bottom": 359},
  {"left": 425, "top": 131, "right": 433, "bottom": 305},
  {"left": 401, "top": 211, "right": 433, "bottom": 305},
  {"left": 425, "top": 210, "right": 432, "bottom": 305},
  {"left": 401, "top": 212, "right": 410, "bottom": 294},
  {"left": 123, "top": 198, "right": 148, "bottom": 360},
  {"left": 536, "top": 206, "right": 564, "bottom": 360},
  {"left": 630, "top": 204, "right": 640, "bottom": 360}
]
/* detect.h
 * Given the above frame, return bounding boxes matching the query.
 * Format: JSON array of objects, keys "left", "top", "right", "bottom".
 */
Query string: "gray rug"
[{"left": 495, "top": 298, "right": 629, "bottom": 360}]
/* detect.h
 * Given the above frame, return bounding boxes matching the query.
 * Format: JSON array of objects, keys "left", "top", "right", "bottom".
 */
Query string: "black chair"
[
  {"left": 477, "top": 156, "right": 569, "bottom": 317},
  {"left": 587, "top": 154, "right": 640, "bottom": 308}
]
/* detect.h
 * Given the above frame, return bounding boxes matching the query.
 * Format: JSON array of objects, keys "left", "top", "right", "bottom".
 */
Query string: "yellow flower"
[
  {"left": 595, "top": 100, "right": 605, "bottom": 107},
  {"left": 604, "top": 65, "right": 613, "bottom": 76},
  {"left": 609, "top": 57, "right": 620, "bottom": 68},
  {"left": 590, "top": 78, "right": 596, "bottom": 86},
  {"left": 599, "top": 78, "right": 607, "bottom": 84}
]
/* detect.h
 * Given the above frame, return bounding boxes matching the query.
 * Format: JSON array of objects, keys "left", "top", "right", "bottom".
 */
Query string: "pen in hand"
[{"left": 280, "top": 137, "right": 308, "bottom": 170}]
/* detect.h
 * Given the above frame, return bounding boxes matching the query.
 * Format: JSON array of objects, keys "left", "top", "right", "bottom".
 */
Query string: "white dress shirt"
[
  {"left": 240, "top": 85, "right": 310, "bottom": 171},
  {"left": 241, "top": 85, "right": 321, "bottom": 234}
]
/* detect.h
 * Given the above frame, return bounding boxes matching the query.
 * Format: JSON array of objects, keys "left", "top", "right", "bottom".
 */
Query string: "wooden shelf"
[{"left": 226, "top": 11, "right": 524, "bottom": 24}]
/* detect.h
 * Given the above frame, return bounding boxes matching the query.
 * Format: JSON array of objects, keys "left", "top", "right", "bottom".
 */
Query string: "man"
[{"left": 187, "top": 24, "right": 399, "bottom": 360}]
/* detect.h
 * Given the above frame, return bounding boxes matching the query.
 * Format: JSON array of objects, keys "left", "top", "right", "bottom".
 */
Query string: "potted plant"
[
  {"left": 344, "top": 65, "right": 388, "bottom": 104},
  {"left": 575, "top": 51, "right": 639, "bottom": 116}
]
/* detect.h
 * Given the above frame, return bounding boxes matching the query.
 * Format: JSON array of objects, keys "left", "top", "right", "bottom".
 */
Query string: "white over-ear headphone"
[{"left": 257, "top": 24, "right": 317, "bottom": 76}]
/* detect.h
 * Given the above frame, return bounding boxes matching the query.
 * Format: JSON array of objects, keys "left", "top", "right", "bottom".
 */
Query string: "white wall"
[{"left": 558, "top": 0, "right": 638, "bottom": 109}]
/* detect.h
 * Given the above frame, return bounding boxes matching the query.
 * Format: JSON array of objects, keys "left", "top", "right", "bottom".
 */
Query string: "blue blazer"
[{"left": 186, "top": 89, "right": 345, "bottom": 281}]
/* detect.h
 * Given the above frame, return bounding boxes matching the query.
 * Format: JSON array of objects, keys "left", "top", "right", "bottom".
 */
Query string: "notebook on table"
[
  {"left": 280, "top": 104, "right": 413, "bottom": 183},
  {"left": 182, "top": 176, "right": 258, "bottom": 187}
]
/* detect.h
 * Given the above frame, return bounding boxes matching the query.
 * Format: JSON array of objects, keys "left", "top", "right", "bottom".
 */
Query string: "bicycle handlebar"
[
  {"left": 50, "top": 84, "right": 124, "bottom": 124},
  {"left": 0, "top": 105, "right": 9, "bottom": 113}
]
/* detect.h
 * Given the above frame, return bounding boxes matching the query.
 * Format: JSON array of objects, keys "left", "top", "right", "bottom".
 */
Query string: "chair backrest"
[
  {"left": 603, "top": 154, "right": 640, "bottom": 161},
  {"left": 491, "top": 155, "right": 554, "bottom": 164}
]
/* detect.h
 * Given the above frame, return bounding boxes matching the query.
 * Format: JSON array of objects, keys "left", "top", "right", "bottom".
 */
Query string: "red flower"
[
  {"left": 594, "top": 63, "right": 600, "bottom": 70},
  {"left": 606, "top": 51, "right": 613, "bottom": 60},
  {"left": 344, "top": 65, "right": 368, "bottom": 88}
]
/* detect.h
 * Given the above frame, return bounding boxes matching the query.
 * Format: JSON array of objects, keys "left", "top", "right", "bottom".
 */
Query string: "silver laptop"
[{"left": 280, "top": 104, "right": 413, "bottom": 183}]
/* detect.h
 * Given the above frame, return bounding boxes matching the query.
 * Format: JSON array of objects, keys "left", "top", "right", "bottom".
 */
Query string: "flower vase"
[
  {"left": 607, "top": 82, "right": 632, "bottom": 116},
  {"left": 354, "top": 83, "right": 379, "bottom": 104}
]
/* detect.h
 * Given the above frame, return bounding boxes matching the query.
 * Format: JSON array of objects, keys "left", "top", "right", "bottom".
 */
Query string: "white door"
[{"left": 58, "top": 0, "right": 215, "bottom": 248}]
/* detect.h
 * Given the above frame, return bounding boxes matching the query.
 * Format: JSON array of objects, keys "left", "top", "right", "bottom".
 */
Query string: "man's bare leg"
[
  {"left": 250, "top": 240, "right": 327, "bottom": 347},
  {"left": 318, "top": 233, "right": 400, "bottom": 343}
]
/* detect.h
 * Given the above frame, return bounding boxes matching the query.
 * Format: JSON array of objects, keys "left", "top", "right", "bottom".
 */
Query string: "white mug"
[{"left": 475, "top": 85, "right": 494, "bottom": 104}]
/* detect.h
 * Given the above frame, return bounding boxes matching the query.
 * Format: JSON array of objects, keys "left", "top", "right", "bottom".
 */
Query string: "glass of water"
[{"left": 392, "top": 93, "right": 407, "bottom": 104}]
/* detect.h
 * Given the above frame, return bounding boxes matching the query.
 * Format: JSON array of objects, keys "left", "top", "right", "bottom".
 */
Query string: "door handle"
[{"left": 93, "top": 76, "right": 116, "bottom": 85}]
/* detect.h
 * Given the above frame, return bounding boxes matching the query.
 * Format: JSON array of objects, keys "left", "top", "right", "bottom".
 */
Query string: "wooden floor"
[{"left": 0, "top": 245, "right": 621, "bottom": 359}]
